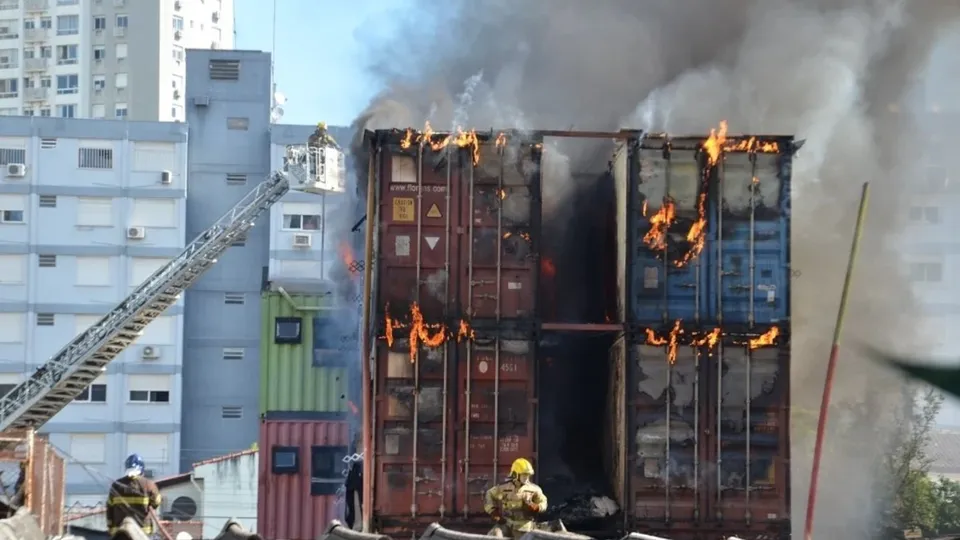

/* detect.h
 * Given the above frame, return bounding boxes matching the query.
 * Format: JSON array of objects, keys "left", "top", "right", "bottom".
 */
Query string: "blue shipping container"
[{"left": 612, "top": 132, "right": 796, "bottom": 326}]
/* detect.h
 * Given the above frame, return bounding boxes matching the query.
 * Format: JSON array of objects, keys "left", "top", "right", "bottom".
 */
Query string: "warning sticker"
[
  {"left": 424, "top": 236, "right": 439, "bottom": 250},
  {"left": 393, "top": 198, "right": 415, "bottom": 222},
  {"left": 426, "top": 203, "right": 442, "bottom": 219},
  {"left": 395, "top": 235, "right": 411, "bottom": 257}
]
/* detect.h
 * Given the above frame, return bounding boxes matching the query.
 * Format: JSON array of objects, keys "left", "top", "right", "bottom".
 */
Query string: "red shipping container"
[{"left": 258, "top": 420, "right": 350, "bottom": 540}]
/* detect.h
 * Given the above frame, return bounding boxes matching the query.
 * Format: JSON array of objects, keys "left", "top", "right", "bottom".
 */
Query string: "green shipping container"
[{"left": 259, "top": 292, "right": 349, "bottom": 415}]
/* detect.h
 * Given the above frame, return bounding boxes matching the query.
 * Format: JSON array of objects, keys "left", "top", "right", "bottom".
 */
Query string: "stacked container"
[
  {"left": 607, "top": 132, "right": 797, "bottom": 539},
  {"left": 257, "top": 292, "right": 353, "bottom": 539},
  {"left": 367, "top": 130, "right": 543, "bottom": 534}
]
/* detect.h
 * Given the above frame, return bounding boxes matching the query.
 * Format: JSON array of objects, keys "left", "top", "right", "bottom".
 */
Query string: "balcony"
[
  {"left": 23, "top": 28, "right": 50, "bottom": 42},
  {"left": 0, "top": 30, "right": 17, "bottom": 41},
  {"left": 0, "top": 2, "right": 20, "bottom": 13},
  {"left": 24, "top": 58, "right": 48, "bottom": 71},
  {"left": 113, "top": 26, "right": 125, "bottom": 38},
  {"left": 24, "top": 87, "right": 48, "bottom": 102},
  {"left": 24, "top": 0, "right": 47, "bottom": 10}
]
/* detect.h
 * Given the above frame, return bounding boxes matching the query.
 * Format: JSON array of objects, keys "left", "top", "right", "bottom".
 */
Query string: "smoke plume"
[{"left": 351, "top": 0, "right": 960, "bottom": 536}]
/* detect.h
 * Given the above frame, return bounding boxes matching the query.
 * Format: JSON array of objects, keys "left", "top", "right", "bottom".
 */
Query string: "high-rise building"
[{"left": 0, "top": 0, "right": 234, "bottom": 121}]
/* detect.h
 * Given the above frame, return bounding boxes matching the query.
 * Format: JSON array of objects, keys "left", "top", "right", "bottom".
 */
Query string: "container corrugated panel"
[
  {"left": 260, "top": 292, "right": 351, "bottom": 415},
  {"left": 370, "top": 129, "right": 543, "bottom": 324},
  {"left": 257, "top": 419, "right": 350, "bottom": 540},
  {"left": 614, "top": 133, "right": 795, "bottom": 326}
]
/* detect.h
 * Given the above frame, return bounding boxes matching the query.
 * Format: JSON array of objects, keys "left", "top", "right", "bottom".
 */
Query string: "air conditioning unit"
[
  {"left": 193, "top": 96, "right": 210, "bottom": 107},
  {"left": 141, "top": 346, "right": 159, "bottom": 359},
  {"left": 292, "top": 234, "right": 312, "bottom": 248},
  {"left": 174, "top": 30, "right": 182, "bottom": 40},
  {"left": 174, "top": 0, "right": 181, "bottom": 9},
  {"left": 127, "top": 226, "right": 145, "bottom": 239},
  {"left": 212, "top": 11, "right": 220, "bottom": 22},
  {"left": 6, "top": 163, "right": 25, "bottom": 177},
  {"left": 160, "top": 170, "right": 172, "bottom": 184}
]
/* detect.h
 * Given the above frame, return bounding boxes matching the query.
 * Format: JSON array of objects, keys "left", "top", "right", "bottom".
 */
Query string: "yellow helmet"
[
  {"left": 510, "top": 458, "right": 534, "bottom": 476},
  {"left": 317, "top": 121, "right": 327, "bottom": 130}
]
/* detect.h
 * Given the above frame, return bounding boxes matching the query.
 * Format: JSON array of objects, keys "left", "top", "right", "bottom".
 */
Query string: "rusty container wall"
[
  {"left": 368, "top": 129, "right": 543, "bottom": 534},
  {"left": 0, "top": 431, "right": 66, "bottom": 536},
  {"left": 257, "top": 419, "right": 350, "bottom": 540}
]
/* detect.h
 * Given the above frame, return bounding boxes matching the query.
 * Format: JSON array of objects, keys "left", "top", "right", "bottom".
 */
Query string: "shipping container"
[
  {"left": 360, "top": 128, "right": 795, "bottom": 540},
  {"left": 260, "top": 292, "right": 352, "bottom": 416},
  {"left": 612, "top": 132, "right": 794, "bottom": 326},
  {"left": 258, "top": 419, "right": 350, "bottom": 540}
]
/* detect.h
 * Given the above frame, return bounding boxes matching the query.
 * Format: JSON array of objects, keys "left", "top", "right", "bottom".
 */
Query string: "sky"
[{"left": 234, "top": 0, "right": 408, "bottom": 126}]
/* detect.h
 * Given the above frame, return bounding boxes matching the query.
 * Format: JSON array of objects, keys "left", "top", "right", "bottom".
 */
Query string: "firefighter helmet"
[{"left": 510, "top": 458, "right": 534, "bottom": 477}]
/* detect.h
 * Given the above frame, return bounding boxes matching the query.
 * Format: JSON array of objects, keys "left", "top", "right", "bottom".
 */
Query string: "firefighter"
[
  {"left": 483, "top": 458, "right": 548, "bottom": 539},
  {"left": 106, "top": 454, "right": 162, "bottom": 537},
  {"left": 308, "top": 121, "right": 338, "bottom": 148}
]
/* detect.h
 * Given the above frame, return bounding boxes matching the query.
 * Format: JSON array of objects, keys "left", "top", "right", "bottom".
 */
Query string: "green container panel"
[{"left": 259, "top": 292, "right": 348, "bottom": 415}]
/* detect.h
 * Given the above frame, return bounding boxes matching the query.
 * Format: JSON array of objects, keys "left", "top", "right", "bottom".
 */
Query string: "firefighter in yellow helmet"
[
  {"left": 483, "top": 458, "right": 548, "bottom": 538},
  {"left": 308, "top": 121, "right": 338, "bottom": 148}
]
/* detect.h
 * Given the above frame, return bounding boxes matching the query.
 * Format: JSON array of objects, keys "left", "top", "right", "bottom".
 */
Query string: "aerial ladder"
[{"left": 0, "top": 137, "right": 345, "bottom": 433}]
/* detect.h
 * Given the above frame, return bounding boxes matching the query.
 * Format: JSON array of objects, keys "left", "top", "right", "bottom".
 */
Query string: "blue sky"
[{"left": 234, "top": 0, "right": 407, "bottom": 126}]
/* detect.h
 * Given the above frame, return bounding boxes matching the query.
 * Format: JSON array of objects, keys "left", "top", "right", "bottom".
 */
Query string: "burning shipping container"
[
  {"left": 359, "top": 125, "right": 795, "bottom": 540},
  {"left": 0, "top": 430, "right": 66, "bottom": 536}
]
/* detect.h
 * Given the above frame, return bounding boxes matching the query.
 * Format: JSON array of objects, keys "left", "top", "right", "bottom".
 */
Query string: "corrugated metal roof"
[
  {"left": 260, "top": 292, "right": 348, "bottom": 414},
  {"left": 929, "top": 429, "right": 960, "bottom": 473}
]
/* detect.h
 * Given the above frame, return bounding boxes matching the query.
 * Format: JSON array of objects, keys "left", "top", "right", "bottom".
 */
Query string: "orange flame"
[
  {"left": 383, "top": 304, "right": 476, "bottom": 361},
  {"left": 723, "top": 136, "right": 779, "bottom": 154},
  {"left": 748, "top": 327, "right": 780, "bottom": 349},
  {"left": 642, "top": 198, "right": 677, "bottom": 251},
  {"left": 703, "top": 120, "right": 728, "bottom": 166},
  {"left": 398, "top": 122, "right": 482, "bottom": 165},
  {"left": 541, "top": 257, "right": 556, "bottom": 279},
  {"left": 495, "top": 132, "right": 507, "bottom": 148},
  {"left": 338, "top": 241, "right": 362, "bottom": 280},
  {"left": 675, "top": 193, "right": 707, "bottom": 267},
  {"left": 645, "top": 320, "right": 682, "bottom": 364},
  {"left": 692, "top": 327, "right": 722, "bottom": 349},
  {"left": 457, "top": 320, "right": 475, "bottom": 343}
]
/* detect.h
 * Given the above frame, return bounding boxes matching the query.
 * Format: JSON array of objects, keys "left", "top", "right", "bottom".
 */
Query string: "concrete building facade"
[
  {"left": 0, "top": 0, "right": 234, "bottom": 121},
  {"left": 0, "top": 116, "right": 188, "bottom": 500}
]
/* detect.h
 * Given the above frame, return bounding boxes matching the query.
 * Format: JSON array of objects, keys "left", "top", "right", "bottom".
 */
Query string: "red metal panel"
[{"left": 258, "top": 419, "right": 349, "bottom": 540}]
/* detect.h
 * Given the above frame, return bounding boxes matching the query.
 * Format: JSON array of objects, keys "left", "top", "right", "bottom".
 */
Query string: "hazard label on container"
[
  {"left": 426, "top": 203, "right": 442, "bottom": 218},
  {"left": 395, "top": 235, "right": 410, "bottom": 257},
  {"left": 392, "top": 198, "right": 415, "bottom": 222},
  {"left": 424, "top": 236, "right": 439, "bottom": 250}
]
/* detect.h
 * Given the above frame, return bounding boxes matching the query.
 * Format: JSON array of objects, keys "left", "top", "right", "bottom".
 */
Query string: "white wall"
[{"left": 193, "top": 451, "right": 258, "bottom": 537}]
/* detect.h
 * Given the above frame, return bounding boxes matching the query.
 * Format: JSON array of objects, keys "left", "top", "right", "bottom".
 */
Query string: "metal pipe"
[
  {"left": 540, "top": 323, "right": 622, "bottom": 331},
  {"left": 661, "top": 156, "right": 671, "bottom": 323},
  {"left": 360, "top": 145, "right": 377, "bottom": 533},
  {"left": 493, "top": 146, "right": 503, "bottom": 484},
  {"left": 715, "top": 342, "right": 723, "bottom": 517},
  {"left": 693, "top": 350, "right": 700, "bottom": 518},
  {"left": 411, "top": 144, "right": 425, "bottom": 517},
  {"left": 804, "top": 181, "right": 870, "bottom": 540},
  {"left": 440, "top": 142, "right": 453, "bottom": 518},
  {"left": 463, "top": 147, "right": 474, "bottom": 517},
  {"left": 748, "top": 153, "right": 757, "bottom": 328},
  {"left": 745, "top": 348, "right": 752, "bottom": 521},
  {"left": 321, "top": 192, "right": 327, "bottom": 281},
  {"left": 664, "top": 357, "right": 671, "bottom": 522}
]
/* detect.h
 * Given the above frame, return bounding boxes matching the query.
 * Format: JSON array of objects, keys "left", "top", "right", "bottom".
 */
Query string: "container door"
[
  {"left": 458, "top": 139, "right": 542, "bottom": 322},
  {"left": 374, "top": 143, "right": 462, "bottom": 520},
  {"left": 455, "top": 330, "right": 538, "bottom": 518},
  {"left": 705, "top": 343, "right": 790, "bottom": 525},
  {"left": 632, "top": 143, "right": 709, "bottom": 324},
  {"left": 709, "top": 150, "right": 790, "bottom": 325},
  {"left": 627, "top": 343, "right": 709, "bottom": 526}
]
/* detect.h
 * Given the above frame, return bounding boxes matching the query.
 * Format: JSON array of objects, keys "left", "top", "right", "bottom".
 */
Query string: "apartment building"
[
  {"left": 0, "top": 116, "right": 188, "bottom": 504},
  {"left": 0, "top": 0, "right": 234, "bottom": 121}
]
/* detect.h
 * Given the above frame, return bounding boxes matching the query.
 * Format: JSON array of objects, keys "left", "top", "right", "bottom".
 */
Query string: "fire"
[
  {"left": 692, "top": 327, "right": 721, "bottom": 349},
  {"left": 383, "top": 304, "right": 476, "bottom": 361},
  {"left": 541, "top": 257, "right": 556, "bottom": 279},
  {"left": 703, "top": 121, "right": 729, "bottom": 166},
  {"left": 642, "top": 200, "right": 648, "bottom": 217},
  {"left": 338, "top": 241, "right": 362, "bottom": 280},
  {"left": 645, "top": 320, "right": 682, "bottom": 364},
  {"left": 495, "top": 132, "right": 507, "bottom": 148},
  {"left": 748, "top": 327, "right": 780, "bottom": 349},
  {"left": 675, "top": 193, "right": 707, "bottom": 267},
  {"left": 397, "top": 122, "right": 482, "bottom": 165},
  {"left": 642, "top": 198, "right": 676, "bottom": 251},
  {"left": 723, "top": 136, "right": 779, "bottom": 154},
  {"left": 503, "top": 231, "right": 531, "bottom": 242}
]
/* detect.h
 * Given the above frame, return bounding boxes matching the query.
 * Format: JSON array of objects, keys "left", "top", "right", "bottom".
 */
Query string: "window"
[
  {"left": 209, "top": 59, "right": 240, "bottom": 81},
  {"left": 274, "top": 316, "right": 303, "bottom": 344},
  {"left": 56, "top": 44, "right": 77, "bottom": 65},
  {"left": 93, "top": 46, "right": 105, "bottom": 61},
  {"left": 115, "top": 73, "right": 127, "bottom": 89},
  {"left": 93, "top": 75, "right": 105, "bottom": 91},
  {"left": 38, "top": 195, "right": 56, "bottom": 208},
  {"left": 172, "top": 16, "right": 183, "bottom": 31},
  {"left": 0, "top": 375, "right": 19, "bottom": 398},
  {"left": 23, "top": 20, "right": 34, "bottom": 31},
  {"left": 0, "top": 313, "right": 24, "bottom": 343},
  {"left": 39, "top": 108, "right": 50, "bottom": 117},
  {"left": 0, "top": 78, "right": 17, "bottom": 98},
  {"left": 39, "top": 17, "right": 51, "bottom": 29},
  {"left": 78, "top": 148, "right": 113, "bottom": 169},
  {"left": 93, "top": 16, "right": 106, "bottom": 30},
  {"left": 39, "top": 46, "right": 50, "bottom": 59},
  {"left": 226, "top": 117, "right": 249, "bottom": 130},
  {"left": 69, "top": 434, "right": 106, "bottom": 464},
  {"left": 172, "top": 46, "right": 184, "bottom": 63},
  {"left": 130, "top": 199, "right": 175, "bottom": 227},
  {"left": 0, "top": 255, "right": 24, "bottom": 284},
  {"left": 126, "top": 434, "right": 169, "bottom": 464},
  {"left": 56, "top": 74, "right": 78, "bottom": 95},
  {"left": 313, "top": 314, "right": 354, "bottom": 367},
  {"left": 310, "top": 446, "right": 347, "bottom": 495},
  {"left": 910, "top": 262, "right": 943, "bottom": 283},
  {"left": 127, "top": 374, "right": 171, "bottom": 403},
  {"left": 271, "top": 446, "right": 299, "bottom": 474},
  {"left": 0, "top": 148, "right": 24, "bottom": 165},
  {"left": 907, "top": 205, "right": 940, "bottom": 225},
  {"left": 0, "top": 48, "right": 15, "bottom": 69},
  {"left": 230, "top": 239, "right": 245, "bottom": 247},
  {"left": 115, "top": 43, "right": 127, "bottom": 60},
  {"left": 36, "top": 313, "right": 55, "bottom": 326},
  {"left": 75, "top": 384, "right": 107, "bottom": 403},
  {"left": 38, "top": 254, "right": 56, "bottom": 267},
  {"left": 115, "top": 104, "right": 127, "bottom": 118},
  {"left": 91, "top": 104, "right": 105, "bottom": 119},
  {"left": 0, "top": 193, "right": 25, "bottom": 223},
  {"left": 57, "top": 104, "right": 76, "bottom": 118},
  {"left": 221, "top": 406, "right": 242, "bottom": 419},
  {"left": 225, "top": 174, "right": 246, "bottom": 185},
  {"left": 76, "top": 197, "right": 112, "bottom": 226},
  {"left": 282, "top": 214, "right": 322, "bottom": 231},
  {"left": 223, "top": 292, "right": 244, "bottom": 305},
  {"left": 76, "top": 256, "right": 111, "bottom": 286},
  {"left": 57, "top": 0, "right": 79, "bottom": 5},
  {"left": 56, "top": 15, "right": 78, "bottom": 36},
  {"left": 222, "top": 348, "right": 244, "bottom": 360},
  {"left": 115, "top": 15, "right": 128, "bottom": 28}
]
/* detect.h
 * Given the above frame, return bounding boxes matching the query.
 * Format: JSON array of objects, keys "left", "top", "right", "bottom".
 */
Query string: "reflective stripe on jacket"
[
  {"left": 106, "top": 475, "right": 162, "bottom": 534},
  {"left": 483, "top": 480, "right": 548, "bottom": 533}
]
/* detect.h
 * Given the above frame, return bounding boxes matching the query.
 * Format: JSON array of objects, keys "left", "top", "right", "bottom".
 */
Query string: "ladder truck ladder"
[{"left": 0, "top": 171, "right": 295, "bottom": 432}]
